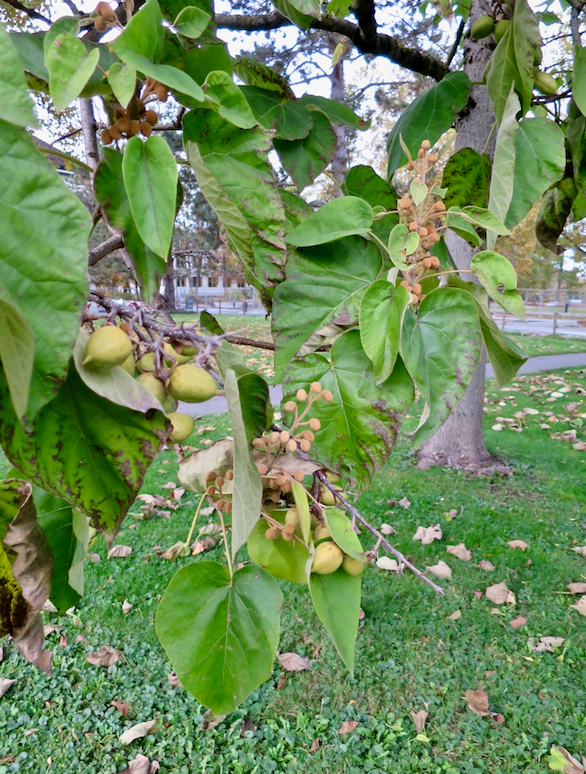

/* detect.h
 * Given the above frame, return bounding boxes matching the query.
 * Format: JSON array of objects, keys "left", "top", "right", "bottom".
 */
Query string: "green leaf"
[
  {"left": 323, "top": 507, "right": 363, "bottom": 562},
  {"left": 470, "top": 250, "right": 525, "bottom": 319},
  {"left": 285, "top": 197, "right": 373, "bottom": 247},
  {"left": 156, "top": 562, "right": 282, "bottom": 715},
  {"left": 247, "top": 511, "right": 310, "bottom": 583},
  {"left": 280, "top": 189, "right": 313, "bottom": 230},
  {"left": 45, "top": 33, "right": 99, "bottom": 113},
  {"left": 274, "top": 111, "right": 337, "bottom": 190},
  {"left": 291, "top": 479, "right": 311, "bottom": 545},
  {"left": 0, "top": 359, "right": 168, "bottom": 538},
  {"left": 401, "top": 287, "right": 482, "bottom": 447},
  {"left": 344, "top": 165, "right": 397, "bottom": 210},
  {"left": 122, "top": 135, "right": 178, "bottom": 259},
  {"left": 460, "top": 205, "right": 510, "bottom": 235},
  {"left": 112, "top": 50, "right": 204, "bottom": 103},
  {"left": 442, "top": 148, "right": 491, "bottom": 209},
  {"left": 328, "top": 0, "right": 353, "bottom": 16},
  {"left": 0, "top": 122, "right": 89, "bottom": 419},
  {"left": 359, "top": 281, "right": 408, "bottom": 384},
  {"left": 94, "top": 148, "right": 166, "bottom": 301},
  {"left": 0, "top": 22, "right": 37, "bottom": 127},
  {"left": 283, "top": 0, "right": 320, "bottom": 14},
  {"left": 204, "top": 70, "right": 257, "bottom": 129},
  {"left": 174, "top": 5, "right": 212, "bottom": 38},
  {"left": 43, "top": 16, "right": 79, "bottom": 58},
  {"left": 445, "top": 211, "right": 483, "bottom": 247},
  {"left": 505, "top": 117, "right": 565, "bottom": 228},
  {"left": 487, "top": 86, "right": 520, "bottom": 248},
  {"left": 271, "top": 0, "right": 314, "bottom": 28},
  {"left": 511, "top": 0, "right": 542, "bottom": 111},
  {"left": 386, "top": 73, "right": 471, "bottom": 178},
  {"left": 573, "top": 47, "right": 586, "bottom": 118},
  {"left": 183, "top": 108, "right": 287, "bottom": 300},
  {"left": 536, "top": 186, "right": 574, "bottom": 254},
  {"left": 233, "top": 56, "right": 294, "bottom": 98},
  {"left": 282, "top": 331, "right": 414, "bottom": 490},
  {"left": 224, "top": 368, "right": 263, "bottom": 559},
  {"left": 0, "top": 298, "right": 34, "bottom": 421},
  {"left": 240, "top": 86, "right": 313, "bottom": 140},
  {"left": 272, "top": 236, "right": 384, "bottom": 380},
  {"left": 109, "top": 0, "right": 164, "bottom": 62},
  {"left": 388, "top": 223, "right": 419, "bottom": 267},
  {"left": 299, "top": 94, "right": 370, "bottom": 130},
  {"left": 229, "top": 365, "right": 272, "bottom": 445},
  {"left": 107, "top": 62, "right": 136, "bottom": 109},
  {"left": 182, "top": 42, "right": 232, "bottom": 84},
  {"left": 309, "top": 568, "right": 360, "bottom": 673},
  {"left": 35, "top": 487, "right": 88, "bottom": 614}
]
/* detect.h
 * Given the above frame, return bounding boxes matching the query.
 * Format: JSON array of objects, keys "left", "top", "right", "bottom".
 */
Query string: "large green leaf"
[
  {"left": 272, "top": 236, "right": 383, "bottom": 380},
  {"left": 535, "top": 186, "right": 574, "bottom": 254},
  {"left": 240, "top": 86, "right": 313, "bottom": 140},
  {"left": 109, "top": 0, "right": 164, "bottom": 62},
  {"left": 323, "top": 507, "right": 363, "bottom": 562},
  {"left": 505, "top": 117, "right": 565, "bottom": 228},
  {"left": 117, "top": 50, "right": 205, "bottom": 103},
  {"left": 442, "top": 148, "right": 491, "bottom": 209},
  {"left": 182, "top": 42, "right": 232, "bottom": 83},
  {"left": 0, "top": 122, "right": 89, "bottom": 419},
  {"left": 10, "top": 32, "right": 49, "bottom": 82},
  {"left": 282, "top": 331, "right": 414, "bottom": 490},
  {"left": 204, "top": 70, "right": 257, "bottom": 129},
  {"left": 224, "top": 364, "right": 272, "bottom": 446},
  {"left": 487, "top": 86, "right": 520, "bottom": 249},
  {"left": 224, "top": 368, "right": 263, "bottom": 559},
  {"left": 359, "top": 281, "right": 408, "bottom": 384},
  {"left": 280, "top": 189, "right": 313, "bottom": 230},
  {"left": 247, "top": 512, "right": 309, "bottom": 584},
  {"left": 309, "top": 569, "right": 360, "bottom": 673},
  {"left": 0, "top": 359, "right": 168, "bottom": 539},
  {"left": 470, "top": 251, "right": 525, "bottom": 319},
  {"left": 107, "top": 62, "right": 137, "bottom": 110},
  {"left": 183, "top": 108, "right": 287, "bottom": 300},
  {"left": 122, "top": 135, "right": 178, "bottom": 259},
  {"left": 401, "top": 287, "right": 482, "bottom": 447},
  {"left": 285, "top": 197, "right": 373, "bottom": 247},
  {"left": 573, "top": 47, "right": 586, "bottom": 118},
  {"left": 299, "top": 95, "right": 369, "bottom": 131},
  {"left": 174, "top": 5, "right": 212, "bottom": 38},
  {"left": 272, "top": 0, "right": 314, "bottom": 28},
  {"left": 94, "top": 148, "right": 166, "bottom": 300},
  {"left": 156, "top": 562, "right": 282, "bottom": 715},
  {"left": 274, "top": 111, "right": 337, "bottom": 190},
  {"left": 35, "top": 487, "right": 88, "bottom": 614},
  {"left": 386, "top": 73, "right": 471, "bottom": 178},
  {"left": 45, "top": 33, "right": 99, "bottom": 113},
  {"left": 344, "top": 165, "right": 398, "bottom": 241},
  {"left": 0, "top": 22, "right": 37, "bottom": 127},
  {"left": 0, "top": 298, "right": 34, "bottom": 421},
  {"left": 233, "top": 57, "right": 294, "bottom": 98}
]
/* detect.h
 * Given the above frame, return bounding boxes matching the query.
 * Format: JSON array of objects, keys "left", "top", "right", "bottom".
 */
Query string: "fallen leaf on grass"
[
  {"left": 485, "top": 582, "right": 515, "bottom": 605},
  {"left": 158, "top": 541, "right": 189, "bottom": 560},
  {"left": 479, "top": 560, "right": 495, "bottom": 572},
  {"left": 376, "top": 557, "right": 399, "bottom": 571},
  {"left": 413, "top": 524, "right": 442, "bottom": 545},
  {"left": 547, "top": 745, "right": 585, "bottom": 773},
  {"left": 198, "top": 523, "right": 223, "bottom": 536},
  {"left": 570, "top": 596, "right": 586, "bottom": 616},
  {"left": 191, "top": 537, "right": 216, "bottom": 555},
  {"left": 398, "top": 496, "right": 411, "bottom": 509},
  {"left": 87, "top": 552, "right": 101, "bottom": 563},
  {"left": 87, "top": 645, "right": 123, "bottom": 666},
  {"left": 111, "top": 701, "right": 131, "bottom": 717},
  {"left": 126, "top": 753, "right": 160, "bottom": 774},
  {"left": 573, "top": 546, "right": 586, "bottom": 558},
  {"left": 279, "top": 653, "right": 311, "bottom": 672},
  {"left": 426, "top": 560, "right": 452, "bottom": 579},
  {"left": 0, "top": 678, "right": 17, "bottom": 698},
  {"left": 240, "top": 718, "right": 256, "bottom": 736},
  {"left": 43, "top": 624, "right": 62, "bottom": 636},
  {"left": 202, "top": 709, "right": 226, "bottom": 731},
  {"left": 339, "top": 720, "right": 359, "bottom": 735},
  {"left": 528, "top": 636, "right": 565, "bottom": 653},
  {"left": 107, "top": 545, "right": 132, "bottom": 559},
  {"left": 380, "top": 523, "right": 397, "bottom": 535},
  {"left": 172, "top": 488, "right": 185, "bottom": 502},
  {"left": 122, "top": 600, "right": 133, "bottom": 615},
  {"left": 119, "top": 719, "right": 157, "bottom": 745},
  {"left": 567, "top": 583, "right": 586, "bottom": 594},
  {"left": 59, "top": 635, "right": 68, "bottom": 647},
  {"left": 509, "top": 616, "right": 527, "bottom": 630},
  {"left": 160, "top": 482, "right": 177, "bottom": 490},
  {"left": 309, "top": 739, "right": 320, "bottom": 753},
  {"left": 447, "top": 543, "right": 472, "bottom": 561},
  {"left": 410, "top": 709, "right": 428, "bottom": 734},
  {"left": 573, "top": 442, "right": 586, "bottom": 452},
  {"left": 167, "top": 672, "right": 182, "bottom": 689},
  {"left": 447, "top": 609, "right": 461, "bottom": 620},
  {"left": 465, "top": 689, "right": 503, "bottom": 721},
  {"left": 508, "top": 540, "right": 529, "bottom": 551}
]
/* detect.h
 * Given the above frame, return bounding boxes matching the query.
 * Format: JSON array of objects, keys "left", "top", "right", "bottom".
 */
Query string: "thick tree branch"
[
  {"left": 0, "top": 0, "right": 52, "bottom": 24},
  {"left": 79, "top": 98, "right": 100, "bottom": 170},
  {"left": 571, "top": 3, "right": 583, "bottom": 49},
  {"left": 216, "top": 11, "right": 449, "bottom": 81},
  {"left": 351, "top": 0, "right": 378, "bottom": 51},
  {"left": 88, "top": 234, "right": 125, "bottom": 266}
]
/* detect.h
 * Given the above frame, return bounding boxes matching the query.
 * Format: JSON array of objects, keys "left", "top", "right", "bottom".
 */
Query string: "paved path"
[{"left": 179, "top": 352, "right": 586, "bottom": 417}]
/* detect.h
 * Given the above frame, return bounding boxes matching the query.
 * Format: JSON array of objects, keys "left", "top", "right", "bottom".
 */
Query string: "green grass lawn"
[
  {"left": 1, "top": 369, "right": 585, "bottom": 773},
  {"left": 506, "top": 333, "right": 586, "bottom": 357}
]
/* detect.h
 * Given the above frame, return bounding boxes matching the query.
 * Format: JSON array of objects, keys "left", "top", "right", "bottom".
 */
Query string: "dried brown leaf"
[
  {"left": 158, "top": 541, "right": 189, "bottom": 560},
  {"left": 507, "top": 540, "right": 529, "bottom": 551},
  {"left": 567, "top": 583, "right": 586, "bottom": 595},
  {"left": 410, "top": 709, "right": 428, "bottom": 734},
  {"left": 119, "top": 719, "right": 157, "bottom": 745},
  {"left": 527, "top": 636, "right": 565, "bottom": 653},
  {"left": 447, "top": 543, "right": 472, "bottom": 561},
  {"left": 376, "top": 556, "right": 399, "bottom": 571},
  {"left": 202, "top": 709, "right": 226, "bottom": 730},
  {"left": 573, "top": 442, "right": 586, "bottom": 451},
  {"left": 127, "top": 753, "right": 160, "bottom": 774},
  {"left": 122, "top": 600, "right": 133, "bottom": 615},
  {"left": 447, "top": 609, "right": 461, "bottom": 620},
  {"left": 465, "top": 689, "right": 490, "bottom": 717},
  {"left": 107, "top": 545, "right": 132, "bottom": 559},
  {"left": 160, "top": 482, "right": 177, "bottom": 490},
  {"left": 398, "top": 496, "right": 411, "bottom": 509},
  {"left": 339, "top": 720, "right": 359, "bottom": 735},
  {"left": 178, "top": 439, "right": 234, "bottom": 493},
  {"left": 570, "top": 595, "right": 586, "bottom": 616},
  {"left": 172, "top": 488, "right": 185, "bottom": 502},
  {"left": 198, "top": 523, "right": 223, "bottom": 536},
  {"left": 87, "top": 552, "right": 101, "bottom": 563},
  {"left": 279, "top": 653, "right": 311, "bottom": 672},
  {"left": 380, "top": 523, "right": 397, "bottom": 535},
  {"left": 413, "top": 524, "right": 442, "bottom": 545},
  {"left": 485, "top": 581, "right": 514, "bottom": 605},
  {"left": 167, "top": 672, "right": 182, "bottom": 689},
  {"left": 111, "top": 700, "right": 131, "bottom": 717},
  {"left": 509, "top": 616, "right": 527, "bottom": 630},
  {"left": 479, "top": 560, "right": 495, "bottom": 572},
  {"left": 191, "top": 537, "right": 216, "bottom": 555},
  {"left": 426, "top": 560, "right": 452, "bottom": 579},
  {"left": 309, "top": 738, "right": 320, "bottom": 753},
  {"left": 0, "top": 678, "right": 17, "bottom": 699},
  {"left": 573, "top": 546, "right": 586, "bottom": 558},
  {"left": 240, "top": 718, "right": 257, "bottom": 736},
  {"left": 86, "top": 645, "right": 123, "bottom": 666}
]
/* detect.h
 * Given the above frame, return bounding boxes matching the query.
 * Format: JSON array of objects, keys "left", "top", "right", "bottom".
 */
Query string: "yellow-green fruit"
[
  {"left": 493, "top": 19, "right": 510, "bottom": 42},
  {"left": 172, "top": 347, "right": 193, "bottom": 365},
  {"left": 136, "top": 343, "right": 176, "bottom": 373},
  {"left": 168, "top": 412, "right": 195, "bottom": 443},
  {"left": 342, "top": 554, "right": 365, "bottom": 577},
  {"left": 168, "top": 365, "right": 218, "bottom": 403},
  {"left": 313, "top": 522, "right": 331, "bottom": 542},
  {"left": 471, "top": 15, "right": 494, "bottom": 40},
  {"left": 534, "top": 71, "right": 558, "bottom": 96},
  {"left": 136, "top": 372, "right": 167, "bottom": 405},
  {"left": 319, "top": 485, "right": 342, "bottom": 506},
  {"left": 559, "top": 177, "right": 578, "bottom": 199},
  {"left": 82, "top": 326, "right": 132, "bottom": 369},
  {"left": 180, "top": 344, "right": 197, "bottom": 357},
  {"left": 285, "top": 507, "right": 302, "bottom": 536},
  {"left": 312, "top": 541, "right": 343, "bottom": 575},
  {"left": 119, "top": 352, "right": 135, "bottom": 376}
]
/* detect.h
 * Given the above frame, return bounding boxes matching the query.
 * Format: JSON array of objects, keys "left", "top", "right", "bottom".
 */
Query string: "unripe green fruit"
[
  {"left": 342, "top": 554, "right": 365, "bottom": 577},
  {"left": 168, "top": 412, "right": 195, "bottom": 442},
  {"left": 471, "top": 15, "right": 494, "bottom": 40},
  {"left": 172, "top": 347, "right": 193, "bottom": 365},
  {"left": 312, "top": 541, "right": 343, "bottom": 574},
  {"left": 534, "top": 70, "right": 558, "bottom": 96},
  {"left": 493, "top": 19, "right": 510, "bottom": 42},
  {"left": 168, "top": 365, "right": 218, "bottom": 403},
  {"left": 558, "top": 177, "right": 578, "bottom": 199},
  {"left": 319, "top": 485, "right": 342, "bottom": 506},
  {"left": 136, "top": 343, "right": 176, "bottom": 373},
  {"left": 285, "top": 507, "right": 300, "bottom": 529},
  {"left": 180, "top": 344, "right": 197, "bottom": 357},
  {"left": 313, "top": 522, "right": 331, "bottom": 542},
  {"left": 119, "top": 352, "right": 135, "bottom": 376},
  {"left": 136, "top": 372, "right": 167, "bottom": 405},
  {"left": 82, "top": 326, "right": 132, "bottom": 369}
]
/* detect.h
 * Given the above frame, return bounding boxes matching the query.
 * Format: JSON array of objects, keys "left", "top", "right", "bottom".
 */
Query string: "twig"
[
  {"left": 34, "top": 144, "right": 93, "bottom": 172},
  {"left": 88, "top": 234, "right": 125, "bottom": 266},
  {"left": 153, "top": 108, "right": 186, "bottom": 132},
  {"left": 0, "top": 0, "right": 52, "bottom": 24},
  {"left": 315, "top": 470, "right": 445, "bottom": 595},
  {"left": 446, "top": 17, "right": 465, "bottom": 68}
]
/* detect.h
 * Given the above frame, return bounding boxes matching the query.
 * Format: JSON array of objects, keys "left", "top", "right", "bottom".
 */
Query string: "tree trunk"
[
  {"left": 330, "top": 58, "right": 347, "bottom": 189},
  {"left": 416, "top": 0, "right": 502, "bottom": 471}
]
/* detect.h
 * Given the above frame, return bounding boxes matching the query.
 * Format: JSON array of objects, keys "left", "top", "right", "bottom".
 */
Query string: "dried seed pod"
[
  {"left": 412, "top": 283, "right": 422, "bottom": 295},
  {"left": 430, "top": 256, "right": 440, "bottom": 269},
  {"left": 283, "top": 522, "right": 295, "bottom": 535},
  {"left": 269, "top": 491, "right": 282, "bottom": 502},
  {"left": 96, "top": 1, "right": 116, "bottom": 20},
  {"left": 282, "top": 529, "right": 293, "bottom": 542},
  {"left": 117, "top": 117, "right": 130, "bottom": 133},
  {"left": 205, "top": 470, "right": 217, "bottom": 482},
  {"left": 109, "top": 125, "right": 122, "bottom": 141},
  {"left": 216, "top": 499, "right": 226, "bottom": 511},
  {"left": 421, "top": 140, "right": 431, "bottom": 150},
  {"left": 252, "top": 438, "right": 264, "bottom": 448},
  {"left": 155, "top": 84, "right": 169, "bottom": 102},
  {"left": 400, "top": 280, "right": 409, "bottom": 288},
  {"left": 101, "top": 128, "right": 112, "bottom": 145},
  {"left": 434, "top": 201, "right": 446, "bottom": 212},
  {"left": 418, "top": 227, "right": 428, "bottom": 238},
  {"left": 94, "top": 15, "right": 108, "bottom": 32},
  {"left": 408, "top": 221, "right": 418, "bottom": 232},
  {"left": 293, "top": 470, "right": 304, "bottom": 482},
  {"left": 321, "top": 390, "right": 333, "bottom": 402},
  {"left": 310, "top": 382, "right": 322, "bottom": 393},
  {"left": 223, "top": 500, "right": 233, "bottom": 513},
  {"left": 309, "top": 418, "right": 321, "bottom": 432},
  {"left": 301, "top": 430, "right": 314, "bottom": 442},
  {"left": 428, "top": 154, "right": 438, "bottom": 163},
  {"left": 299, "top": 439, "right": 311, "bottom": 452},
  {"left": 406, "top": 161, "right": 414, "bottom": 170},
  {"left": 398, "top": 197, "right": 411, "bottom": 209},
  {"left": 128, "top": 119, "right": 141, "bottom": 136},
  {"left": 265, "top": 527, "right": 279, "bottom": 540},
  {"left": 257, "top": 464, "right": 268, "bottom": 476},
  {"left": 140, "top": 122, "right": 153, "bottom": 137},
  {"left": 284, "top": 401, "right": 296, "bottom": 412},
  {"left": 275, "top": 474, "right": 288, "bottom": 487},
  {"left": 411, "top": 293, "right": 419, "bottom": 305},
  {"left": 422, "top": 257, "right": 432, "bottom": 269},
  {"left": 145, "top": 109, "right": 158, "bottom": 126},
  {"left": 269, "top": 431, "right": 280, "bottom": 444},
  {"left": 205, "top": 485, "right": 216, "bottom": 496},
  {"left": 286, "top": 439, "right": 297, "bottom": 453},
  {"left": 215, "top": 476, "right": 224, "bottom": 488},
  {"left": 225, "top": 469, "right": 234, "bottom": 481},
  {"left": 279, "top": 430, "right": 290, "bottom": 443},
  {"left": 429, "top": 232, "right": 441, "bottom": 243},
  {"left": 296, "top": 389, "right": 308, "bottom": 402}
]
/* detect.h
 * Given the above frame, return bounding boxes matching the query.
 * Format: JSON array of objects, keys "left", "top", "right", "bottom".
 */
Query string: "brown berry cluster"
[
  {"left": 93, "top": 1, "right": 118, "bottom": 32},
  {"left": 204, "top": 469, "right": 234, "bottom": 514},
  {"left": 396, "top": 139, "right": 448, "bottom": 306},
  {"left": 101, "top": 78, "right": 167, "bottom": 145}
]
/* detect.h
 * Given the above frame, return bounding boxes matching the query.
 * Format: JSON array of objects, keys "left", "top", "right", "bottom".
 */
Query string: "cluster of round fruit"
[
  {"left": 101, "top": 105, "right": 159, "bottom": 144},
  {"left": 81, "top": 324, "right": 218, "bottom": 444},
  {"left": 93, "top": 1, "right": 118, "bottom": 33},
  {"left": 204, "top": 470, "right": 234, "bottom": 514}
]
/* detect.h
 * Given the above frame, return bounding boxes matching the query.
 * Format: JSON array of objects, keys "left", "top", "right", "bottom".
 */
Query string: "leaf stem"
[
  {"left": 36, "top": 144, "right": 93, "bottom": 172},
  {"left": 218, "top": 508, "right": 234, "bottom": 579},
  {"left": 184, "top": 492, "right": 206, "bottom": 548},
  {"left": 483, "top": 121, "right": 497, "bottom": 156}
]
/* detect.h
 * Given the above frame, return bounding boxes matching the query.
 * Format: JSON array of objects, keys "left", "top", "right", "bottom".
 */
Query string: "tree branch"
[
  {"left": 216, "top": 12, "right": 449, "bottom": 81},
  {"left": 0, "top": 0, "right": 52, "bottom": 24},
  {"left": 79, "top": 98, "right": 100, "bottom": 170},
  {"left": 88, "top": 234, "right": 125, "bottom": 266},
  {"left": 571, "top": 2, "right": 583, "bottom": 49},
  {"left": 351, "top": 0, "right": 378, "bottom": 51}
]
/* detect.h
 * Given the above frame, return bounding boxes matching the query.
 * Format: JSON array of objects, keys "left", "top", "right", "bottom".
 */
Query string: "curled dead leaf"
[
  {"left": 479, "top": 560, "right": 495, "bottom": 572},
  {"left": 447, "top": 543, "right": 472, "bottom": 561},
  {"left": 547, "top": 745, "right": 585, "bottom": 774},
  {"left": 426, "top": 560, "right": 452, "bottom": 579},
  {"left": 413, "top": 524, "right": 442, "bottom": 545},
  {"left": 485, "top": 581, "right": 515, "bottom": 605},
  {"left": 508, "top": 540, "right": 529, "bottom": 551},
  {"left": 570, "top": 595, "right": 586, "bottom": 617},
  {"left": 380, "top": 523, "right": 397, "bottom": 535},
  {"left": 107, "top": 545, "right": 132, "bottom": 559},
  {"left": 410, "top": 709, "right": 428, "bottom": 734},
  {"left": 465, "top": 688, "right": 490, "bottom": 717},
  {"left": 567, "top": 583, "right": 586, "bottom": 595},
  {"left": 158, "top": 541, "right": 189, "bottom": 560},
  {"left": 86, "top": 645, "right": 123, "bottom": 666},
  {"left": 191, "top": 537, "right": 216, "bottom": 555},
  {"left": 376, "top": 556, "right": 399, "bottom": 571},
  {"left": 119, "top": 719, "right": 157, "bottom": 745},
  {"left": 509, "top": 616, "right": 527, "bottom": 630},
  {"left": 127, "top": 753, "right": 160, "bottom": 774},
  {"left": 167, "top": 672, "right": 182, "bottom": 689},
  {"left": 198, "top": 523, "right": 223, "bottom": 536},
  {"left": 309, "top": 738, "right": 320, "bottom": 753},
  {"left": 87, "top": 552, "right": 101, "bottom": 563},
  {"left": 528, "top": 636, "right": 565, "bottom": 653},
  {"left": 573, "top": 546, "right": 586, "bottom": 559},
  {"left": 398, "top": 496, "right": 411, "bottom": 509},
  {"left": 447, "top": 609, "right": 461, "bottom": 620},
  {"left": 122, "top": 600, "right": 133, "bottom": 615},
  {"left": 0, "top": 678, "right": 17, "bottom": 699},
  {"left": 111, "top": 700, "right": 131, "bottom": 717},
  {"left": 202, "top": 708, "right": 227, "bottom": 730},
  {"left": 339, "top": 720, "right": 359, "bottom": 735},
  {"left": 279, "top": 653, "right": 311, "bottom": 672}
]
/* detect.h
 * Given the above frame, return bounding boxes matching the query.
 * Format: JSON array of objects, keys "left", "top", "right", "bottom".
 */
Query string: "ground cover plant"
[{"left": 1, "top": 367, "right": 585, "bottom": 773}]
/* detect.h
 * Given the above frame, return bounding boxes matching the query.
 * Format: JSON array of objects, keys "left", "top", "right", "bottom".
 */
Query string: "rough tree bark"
[
  {"left": 416, "top": 0, "right": 501, "bottom": 471},
  {"left": 329, "top": 40, "right": 348, "bottom": 189}
]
